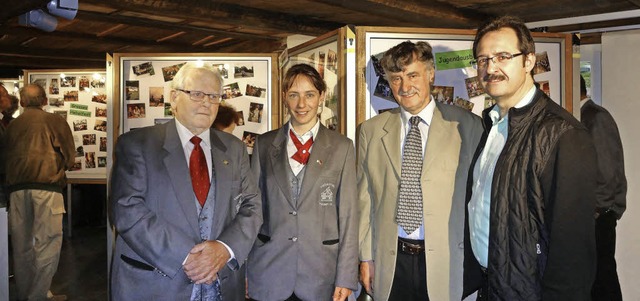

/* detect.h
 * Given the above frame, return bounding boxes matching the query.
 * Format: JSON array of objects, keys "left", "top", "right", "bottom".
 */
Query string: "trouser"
[
  {"left": 388, "top": 238, "right": 428, "bottom": 301},
  {"left": 592, "top": 210, "right": 622, "bottom": 301},
  {"left": 8, "top": 189, "right": 65, "bottom": 301}
]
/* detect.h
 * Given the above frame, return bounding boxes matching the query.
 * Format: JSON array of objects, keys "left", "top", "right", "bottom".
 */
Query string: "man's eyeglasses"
[
  {"left": 470, "top": 52, "right": 525, "bottom": 69},
  {"left": 176, "top": 89, "right": 221, "bottom": 105}
]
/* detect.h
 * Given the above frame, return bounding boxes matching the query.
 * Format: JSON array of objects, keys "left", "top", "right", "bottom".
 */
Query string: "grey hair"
[{"left": 170, "top": 62, "right": 224, "bottom": 93}]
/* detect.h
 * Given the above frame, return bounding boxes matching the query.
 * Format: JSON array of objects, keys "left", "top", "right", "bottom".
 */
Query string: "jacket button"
[
  {"left": 390, "top": 250, "right": 395, "bottom": 256},
  {"left": 292, "top": 237, "right": 298, "bottom": 242},
  {"left": 290, "top": 211, "right": 297, "bottom": 216},
  {"left": 458, "top": 242, "right": 464, "bottom": 249}
]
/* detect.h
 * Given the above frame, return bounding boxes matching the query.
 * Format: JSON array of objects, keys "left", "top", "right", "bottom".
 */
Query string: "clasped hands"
[{"left": 183, "top": 240, "right": 230, "bottom": 285}]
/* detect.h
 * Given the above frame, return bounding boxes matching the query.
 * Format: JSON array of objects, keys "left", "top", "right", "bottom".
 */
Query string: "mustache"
[
  {"left": 398, "top": 88, "right": 419, "bottom": 96},
  {"left": 483, "top": 74, "right": 506, "bottom": 82}
]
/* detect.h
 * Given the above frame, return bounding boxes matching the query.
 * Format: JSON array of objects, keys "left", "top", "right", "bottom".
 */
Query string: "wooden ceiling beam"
[
  {"left": 157, "top": 31, "right": 187, "bottom": 42},
  {"left": 81, "top": 0, "right": 342, "bottom": 36},
  {"left": 0, "top": 45, "right": 104, "bottom": 62},
  {"left": 75, "top": 10, "right": 281, "bottom": 41},
  {"left": 0, "top": 54, "right": 105, "bottom": 70}
]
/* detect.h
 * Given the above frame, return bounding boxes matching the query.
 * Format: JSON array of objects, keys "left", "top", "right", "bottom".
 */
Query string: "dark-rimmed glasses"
[
  {"left": 470, "top": 52, "right": 525, "bottom": 69},
  {"left": 176, "top": 89, "right": 221, "bottom": 105}
]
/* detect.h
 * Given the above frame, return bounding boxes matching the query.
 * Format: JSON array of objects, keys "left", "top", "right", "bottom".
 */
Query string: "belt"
[{"left": 397, "top": 238, "right": 425, "bottom": 255}]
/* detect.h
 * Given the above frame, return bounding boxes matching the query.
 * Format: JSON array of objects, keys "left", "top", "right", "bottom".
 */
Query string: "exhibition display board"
[
  {"left": 281, "top": 27, "right": 353, "bottom": 135},
  {"left": 112, "top": 53, "right": 278, "bottom": 154},
  {"left": 356, "top": 27, "right": 572, "bottom": 123},
  {"left": 24, "top": 70, "right": 108, "bottom": 180}
]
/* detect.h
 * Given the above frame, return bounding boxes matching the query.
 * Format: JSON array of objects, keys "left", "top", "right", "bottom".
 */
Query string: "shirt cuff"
[{"left": 217, "top": 240, "right": 235, "bottom": 262}]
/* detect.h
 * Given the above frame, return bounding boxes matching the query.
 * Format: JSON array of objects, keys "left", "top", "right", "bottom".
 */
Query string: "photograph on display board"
[
  {"left": 91, "top": 77, "right": 105, "bottom": 88},
  {"left": 49, "top": 78, "right": 59, "bottom": 94},
  {"left": 242, "top": 131, "right": 258, "bottom": 150},
  {"left": 539, "top": 80, "right": 551, "bottom": 96},
  {"left": 454, "top": 97, "right": 474, "bottom": 111},
  {"left": 534, "top": 51, "right": 551, "bottom": 75},
  {"left": 92, "top": 93, "right": 107, "bottom": 104},
  {"left": 164, "top": 103, "right": 172, "bottom": 116},
  {"left": 222, "top": 82, "right": 243, "bottom": 100},
  {"left": 234, "top": 64, "right": 254, "bottom": 78},
  {"left": 154, "top": 118, "right": 172, "bottom": 125},
  {"left": 373, "top": 77, "right": 395, "bottom": 102},
  {"left": 83, "top": 134, "right": 96, "bottom": 145},
  {"left": 484, "top": 95, "right": 496, "bottom": 109},
  {"left": 161, "top": 63, "right": 185, "bottom": 82},
  {"left": 213, "top": 64, "right": 229, "bottom": 79},
  {"left": 85, "top": 152, "right": 96, "bottom": 168},
  {"left": 127, "top": 103, "right": 146, "bottom": 119},
  {"left": 75, "top": 145, "right": 84, "bottom": 157},
  {"left": 133, "top": 62, "right": 155, "bottom": 76},
  {"left": 54, "top": 110, "right": 67, "bottom": 120},
  {"left": 49, "top": 98, "right": 64, "bottom": 107},
  {"left": 236, "top": 111, "right": 245, "bottom": 126},
  {"left": 96, "top": 107, "right": 107, "bottom": 118},
  {"left": 125, "top": 80, "right": 140, "bottom": 100},
  {"left": 79, "top": 76, "right": 90, "bottom": 89},
  {"left": 248, "top": 102, "right": 264, "bottom": 123},
  {"left": 61, "top": 76, "right": 76, "bottom": 87},
  {"left": 245, "top": 84, "right": 266, "bottom": 98},
  {"left": 98, "top": 156, "right": 107, "bottom": 168},
  {"left": 100, "top": 137, "right": 107, "bottom": 152},
  {"left": 70, "top": 159, "right": 82, "bottom": 171},
  {"left": 327, "top": 50, "right": 337, "bottom": 73},
  {"left": 431, "top": 85, "right": 454, "bottom": 105},
  {"left": 318, "top": 51, "right": 326, "bottom": 78},
  {"left": 465, "top": 76, "right": 485, "bottom": 98},
  {"left": 73, "top": 119, "right": 87, "bottom": 131},
  {"left": 149, "top": 87, "right": 165, "bottom": 107},
  {"left": 94, "top": 120, "right": 107, "bottom": 132}
]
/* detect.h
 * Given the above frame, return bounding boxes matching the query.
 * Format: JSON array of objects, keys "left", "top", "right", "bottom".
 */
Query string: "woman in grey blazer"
[{"left": 247, "top": 64, "right": 359, "bottom": 301}]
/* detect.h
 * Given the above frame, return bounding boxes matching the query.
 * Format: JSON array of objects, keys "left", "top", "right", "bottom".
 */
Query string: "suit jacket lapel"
[
  {"left": 381, "top": 111, "right": 402, "bottom": 180},
  {"left": 422, "top": 104, "right": 449, "bottom": 176},
  {"left": 298, "top": 125, "right": 331, "bottom": 202},
  {"left": 210, "top": 131, "right": 232, "bottom": 237},
  {"left": 162, "top": 120, "right": 200, "bottom": 235},
  {"left": 269, "top": 127, "right": 295, "bottom": 208}
]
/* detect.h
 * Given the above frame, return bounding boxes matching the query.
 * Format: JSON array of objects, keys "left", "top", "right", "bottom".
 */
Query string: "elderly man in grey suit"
[
  {"left": 110, "top": 62, "right": 262, "bottom": 301},
  {"left": 358, "top": 41, "right": 482, "bottom": 301},
  {"left": 247, "top": 64, "right": 358, "bottom": 301}
]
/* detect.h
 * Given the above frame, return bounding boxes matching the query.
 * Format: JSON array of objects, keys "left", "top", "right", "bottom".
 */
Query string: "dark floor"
[{"left": 8, "top": 184, "right": 109, "bottom": 301}]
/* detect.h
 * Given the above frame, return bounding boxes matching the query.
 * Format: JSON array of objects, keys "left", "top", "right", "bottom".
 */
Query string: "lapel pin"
[
  {"left": 317, "top": 159, "right": 322, "bottom": 165},
  {"left": 223, "top": 160, "right": 229, "bottom": 165}
]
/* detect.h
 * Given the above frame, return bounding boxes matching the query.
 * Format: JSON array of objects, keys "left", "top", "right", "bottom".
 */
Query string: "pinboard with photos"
[
  {"left": 113, "top": 54, "right": 278, "bottom": 154},
  {"left": 355, "top": 27, "right": 572, "bottom": 124},
  {"left": 280, "top": 27, "right": 351, "bottom": 134},
  {"left": 24, "top": 70, "right": 108, "bottom": 180}
]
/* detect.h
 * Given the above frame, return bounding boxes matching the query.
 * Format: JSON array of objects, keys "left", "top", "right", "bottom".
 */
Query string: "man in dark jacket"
[
  {"left": 579, "top": 75, "right": 626, "bottom": 301},
  {"left": 464, "top": 16, "right": 597, "bottom": 301}
]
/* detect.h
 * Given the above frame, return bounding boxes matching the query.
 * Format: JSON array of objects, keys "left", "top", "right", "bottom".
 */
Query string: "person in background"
[
  {"left": 0, "top": 83, "right": 13, "bottom": 207},
  {"left": 213, "top": 104, "right": 240, "bottom": 134},
  {"left": 357, "top": 41, "right": 482, "bottom": 301},
  {"left": 1, "top": 94, "right": 19, "bottom": 128},
  {"left": 110, "top": 62, "right": 262, "bottom": 301},
  {"left": 3, "top": 84, "right": 75, "bottom": 301},
  {"left": 247, "top": 63, "right": 358, "bottom": 301},
  {"left": 579, "top": 75, "right": 627, "bottom": 301},
  {"left": 464, "top": 15, "right": 597, "bottom": 300}
]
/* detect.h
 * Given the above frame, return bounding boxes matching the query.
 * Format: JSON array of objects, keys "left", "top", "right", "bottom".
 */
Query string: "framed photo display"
[
  {"left": 281, "top": 27, "right": 352, "bottom": 135},
  {"left": 355, "top": 26, "right": 572, "bottom": 124},
  {"left": 112, "top": 53, "right": 278, "bottom": 154},
  {"left": 24, "top": 69, "right": 108, "bottom": 180}
]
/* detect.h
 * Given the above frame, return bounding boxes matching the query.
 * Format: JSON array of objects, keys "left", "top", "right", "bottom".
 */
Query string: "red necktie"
[
  {"left": 189, "top": 136, "right": 210, "bottom": 207},
  {"left": 290, "top": 130, "right": 313, "bottom": 165}
]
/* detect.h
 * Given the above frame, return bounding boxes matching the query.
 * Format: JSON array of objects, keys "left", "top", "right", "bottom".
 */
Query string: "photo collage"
[
  {"left": 122, "top": 59, "right": 272, "bottom": 153},
  {"left": 30, "top": 71, "right": 108, "bottom": 178}
]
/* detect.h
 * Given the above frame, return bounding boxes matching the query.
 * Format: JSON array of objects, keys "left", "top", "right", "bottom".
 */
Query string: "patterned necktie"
[
  {"left": 396, "top": 116, "right": 424, "bottom": 233},
  {"left": 290, "top": 129, "right": 313, "bottom": 165},
  {"left": 189, "top": 136, "right": 210, "bottom": 207}
]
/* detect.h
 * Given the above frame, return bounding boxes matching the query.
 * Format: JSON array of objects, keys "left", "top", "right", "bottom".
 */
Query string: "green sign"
[
  {"left": 70, "top": 103, "right": 88, "bottom": 110},
  {"left": 435, "top": 49, "right": 474, "bottom": 71},
  {"left": 70, "top": 109, "right": 91, "bottom": 117}
]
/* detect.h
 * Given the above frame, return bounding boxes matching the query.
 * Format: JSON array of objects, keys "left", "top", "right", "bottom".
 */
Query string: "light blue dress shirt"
[
  {"left": 468, "top": 86, "right": 536, "bottom": 267},
  {"left": 397, "top": 98, "right": 435, "bottom": 240}
]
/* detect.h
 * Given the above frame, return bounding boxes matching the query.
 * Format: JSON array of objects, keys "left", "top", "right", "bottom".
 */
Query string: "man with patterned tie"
[
  {"left": 247, "top": 64, "right": 358, "bottom": 301},
  {"left": 110, "top": 62, "right": 262, "bottom": 301},
  {"left": 357, "top": 41, "right": 482, "bottom": 301}
]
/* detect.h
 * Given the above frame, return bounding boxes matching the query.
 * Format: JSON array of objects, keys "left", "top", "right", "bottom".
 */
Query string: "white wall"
[
  {"left": 580, "top": 44, "right": 602, "bottom": 105},
  {"left": 601, "top": 29, "right": 640, "bottom": 300}
]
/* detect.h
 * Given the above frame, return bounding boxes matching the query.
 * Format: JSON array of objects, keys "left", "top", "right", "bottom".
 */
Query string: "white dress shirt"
[{"left": 468, "top": 86, "right": 536, "bottom": 267}]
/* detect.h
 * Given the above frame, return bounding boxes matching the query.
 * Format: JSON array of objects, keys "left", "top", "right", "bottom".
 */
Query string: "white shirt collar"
[
  {"left": 175, "top": 119, "right": 211, "bottom": 149},
  {"left": 288, "top": 119, "right": 320, "bottom": 143},
  {"left": 400, "top": 96, "right": 436, "bottom": 126},
  {"left": 489, "top": 85, "right": 537, "bottom": 125},
  {"left": 580, "top": 97, "right": 590, "bottom": 109}
]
